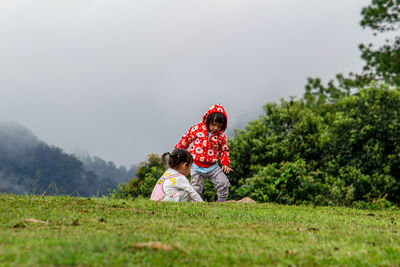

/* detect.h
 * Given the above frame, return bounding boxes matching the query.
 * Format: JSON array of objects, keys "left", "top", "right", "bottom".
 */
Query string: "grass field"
[{"left": 1, "top": 194, "right": 399, "bottom": 266}]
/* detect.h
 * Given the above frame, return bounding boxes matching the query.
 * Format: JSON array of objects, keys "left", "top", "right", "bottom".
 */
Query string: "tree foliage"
[
  {"left": 305, "top": 0, "right": 400, "bottom": 102},
  {"left": 78, "top": 155, "right": 137, "bottom": 186},
  {"left": 231, "top": 85, "right": 400, "bottom": 206},
  {"left": 117, "top": 154, "right": 165, "bottom": 199},
  {"left": 0, "top": 122, "right": 122, "bottom": 197},
  {"left": 117, "top": 1, "right": 400, "bottom": 207}
]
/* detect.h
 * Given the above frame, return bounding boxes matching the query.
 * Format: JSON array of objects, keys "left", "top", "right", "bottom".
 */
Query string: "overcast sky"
[{"left": 0, "top": 0, "right": 379, "bottom": 167}]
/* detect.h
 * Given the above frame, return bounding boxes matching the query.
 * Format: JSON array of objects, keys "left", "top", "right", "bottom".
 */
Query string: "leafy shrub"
[
  {"left": 118, "top": 154, "right": 164, "bottom": 199},
  {"left": 228, "top": 99, "right": 326, "bottom": 190},
  {"left": 230, "top": 85, "right": 400, "bottom": 206},
  {"left": 321, "top": 85, "right": 400, "bottom": 203},
  {"left": 201, "top": 178, "right": 218, "bottom": 202},
  {"left": 117, "top": 85, "right": 400, "bottom": 207},
  {"left": 236, "top": 160, "right": 335, "bottom": 205}
]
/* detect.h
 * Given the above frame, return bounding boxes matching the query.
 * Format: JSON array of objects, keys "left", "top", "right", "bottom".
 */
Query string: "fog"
[{"left": 0, "top": 0, "right": 378, "bottom": 166}]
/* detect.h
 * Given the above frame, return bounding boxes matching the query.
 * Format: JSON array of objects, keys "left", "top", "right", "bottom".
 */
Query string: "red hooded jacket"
[{"left": 175, "top": 104, "right": 230, "bottom": 168}]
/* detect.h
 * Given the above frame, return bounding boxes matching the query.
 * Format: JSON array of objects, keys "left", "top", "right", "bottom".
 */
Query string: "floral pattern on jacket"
[{"left": 175, "top": 104, "right": 230, "bottom": 168}]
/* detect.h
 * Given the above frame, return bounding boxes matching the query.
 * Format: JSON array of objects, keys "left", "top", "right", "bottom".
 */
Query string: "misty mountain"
[
  {"left": 76, "top": 154, "right": 136, "bottom": 186},
  {"left": 0, "top": 122, "right": 134, "bottom": 196}
]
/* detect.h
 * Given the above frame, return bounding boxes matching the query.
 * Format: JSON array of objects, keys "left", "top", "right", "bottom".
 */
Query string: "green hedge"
[{"left": 230, "top": 85, "right": 400, "bottom": 206}]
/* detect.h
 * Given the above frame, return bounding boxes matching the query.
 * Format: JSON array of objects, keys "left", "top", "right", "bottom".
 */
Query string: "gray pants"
[{"left": 190, "top": 165, "right": 230, "bottom": 202}]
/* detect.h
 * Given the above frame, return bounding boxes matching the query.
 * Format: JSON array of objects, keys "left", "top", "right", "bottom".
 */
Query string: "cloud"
[{"left": 0, "top": 0, "right": 377, "bottom": 166}]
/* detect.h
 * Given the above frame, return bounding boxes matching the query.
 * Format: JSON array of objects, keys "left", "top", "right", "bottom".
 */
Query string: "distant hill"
[
  {"left": 75, "top": 154, "right": 136, "bottom": 187},
  {"left": 0, "top": 122, "right": 136, "bottom": 197}
]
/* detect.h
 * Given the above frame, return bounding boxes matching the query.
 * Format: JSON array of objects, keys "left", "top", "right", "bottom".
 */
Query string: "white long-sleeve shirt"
[{"left": 150, "top": 168, "right": 203, "bottom": 202}]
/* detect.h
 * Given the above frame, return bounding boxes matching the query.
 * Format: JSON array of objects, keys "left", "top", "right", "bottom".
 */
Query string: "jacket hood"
[{"left": 202, "top": 104, "right": 228, "bottom": 132}]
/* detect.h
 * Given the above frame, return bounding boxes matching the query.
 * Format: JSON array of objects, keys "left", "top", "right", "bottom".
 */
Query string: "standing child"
[
  {"left": 175, "top": 104, "right": 232, "bottom": 202},
  {"left": 150, "top": 148, "right": 203, "bottom": 202}
]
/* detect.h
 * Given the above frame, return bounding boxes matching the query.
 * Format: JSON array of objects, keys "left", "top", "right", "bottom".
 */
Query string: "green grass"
[{"left": 1, "top": 194, "right": 399, "bottom": 266}]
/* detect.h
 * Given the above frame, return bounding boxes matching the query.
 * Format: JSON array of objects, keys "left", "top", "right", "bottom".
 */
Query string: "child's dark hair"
[
  {"left": 206, "top": 112, "right": 227, "bottom": 131},
  {"left": 161, "top": 148, "right": 193, "bottom": 168}
]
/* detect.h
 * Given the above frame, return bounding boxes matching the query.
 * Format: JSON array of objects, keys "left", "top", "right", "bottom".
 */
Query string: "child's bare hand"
[{"left": 222, "top": 165, "right": 233, "bottom": 173}]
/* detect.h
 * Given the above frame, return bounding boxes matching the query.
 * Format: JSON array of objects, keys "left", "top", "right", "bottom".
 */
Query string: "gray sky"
[{"left": 0, "top": 0, "right": 378, "bottom": 167}]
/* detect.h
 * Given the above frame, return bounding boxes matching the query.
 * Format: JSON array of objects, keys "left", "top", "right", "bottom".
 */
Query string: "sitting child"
[{"left": 150, "top": 148, "right": 203, "bottom": 202}]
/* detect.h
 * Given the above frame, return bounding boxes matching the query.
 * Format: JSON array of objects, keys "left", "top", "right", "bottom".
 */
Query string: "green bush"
[
  {"left": 228, "top": 99, "right": 326, "bottom": 189},
  {"left": 117, "top": 85, "right": 400, "bottom": 207},
  {"left": 231, "top": 85, "right": 400, "bottom": 206},
  {"left": 118, "top": 154, "right": 164, "bottom": 199},
  {"left": 321, "top": 85, "right": 400, "bottom": 203},
  {"left": 236, "top": 160, "right": 335, "bottom": 205}
]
